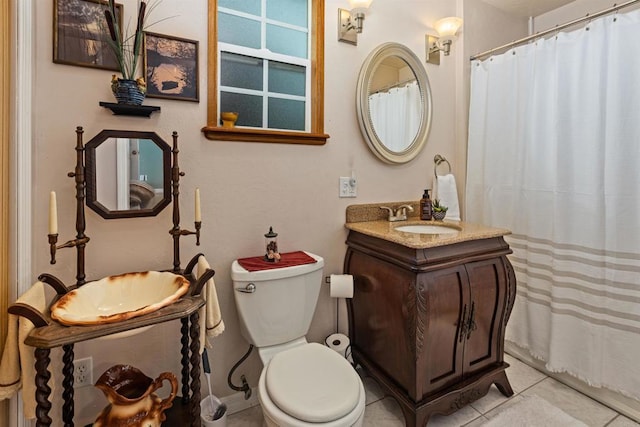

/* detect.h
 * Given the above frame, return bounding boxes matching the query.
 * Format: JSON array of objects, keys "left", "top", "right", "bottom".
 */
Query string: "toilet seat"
[{"left": 263, "top": 343, "right": 362, "bottom": 424}]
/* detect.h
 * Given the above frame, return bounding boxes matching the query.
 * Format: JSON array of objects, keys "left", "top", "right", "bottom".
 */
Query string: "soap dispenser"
[{"left": 420, "top": 189, "right": 433, "bottom": 220}]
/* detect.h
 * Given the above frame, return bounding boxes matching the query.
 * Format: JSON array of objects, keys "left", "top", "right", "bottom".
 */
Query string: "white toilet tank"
[{"left": 231, "top": 252, "right": 324, "bottom": 348}]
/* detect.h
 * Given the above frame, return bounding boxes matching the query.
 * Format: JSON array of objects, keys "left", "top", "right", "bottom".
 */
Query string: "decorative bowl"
[{"left": 50, "top": 271, "right": 190, "bottom": 326}]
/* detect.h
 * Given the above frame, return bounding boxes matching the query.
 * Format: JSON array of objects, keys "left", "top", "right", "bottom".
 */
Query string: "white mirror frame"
[{"left": 356, "top": 42, "right": 433, "bottom": 164}]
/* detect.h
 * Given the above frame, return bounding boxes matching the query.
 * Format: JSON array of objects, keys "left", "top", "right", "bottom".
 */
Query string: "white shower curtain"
[
  {"left": 466, "top": 9, "right": 640, "bottom": 399},
  {"left": 369, "top": 81, "right": 421, "bottom": 151}
]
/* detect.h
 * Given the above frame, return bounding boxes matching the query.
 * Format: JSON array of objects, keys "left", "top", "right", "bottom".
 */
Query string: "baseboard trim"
[
  {"left": 219, "top": 387, "right": 260, "bottom": 416},
  {"left": 506, "top": 342, "right": 640, "bottom": 422}
]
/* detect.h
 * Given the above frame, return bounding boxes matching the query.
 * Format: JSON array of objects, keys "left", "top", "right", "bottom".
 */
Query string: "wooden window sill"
[{"left": 201, "top": 126, "right": 329, "bottom": 145}]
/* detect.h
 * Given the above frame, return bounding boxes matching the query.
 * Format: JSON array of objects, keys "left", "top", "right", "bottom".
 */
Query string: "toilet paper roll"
[
  {"left": 329, "top": 274, "right": 354, "bottom": 298},
  {"left": 325, "top": 333, "right": 350, "bottom": 358}
]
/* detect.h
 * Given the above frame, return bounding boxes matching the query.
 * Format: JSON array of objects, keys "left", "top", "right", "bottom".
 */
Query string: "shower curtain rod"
[
  {"left": 371, "top": 78, "right": 416, "bottom": 94},
  {"left": 470, "top": 0, "right": 640, "bottom": 60}
]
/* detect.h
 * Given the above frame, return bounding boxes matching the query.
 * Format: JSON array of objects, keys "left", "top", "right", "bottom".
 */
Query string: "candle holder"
[
  {"left": 48, "top": 233, "right": 91, "bottom": 267},
  {"left": 168, "top": 132, "right": 202, "bottom": 272},
  {"left": 46, "top": 127, "right": 91, "bottom": 286}
]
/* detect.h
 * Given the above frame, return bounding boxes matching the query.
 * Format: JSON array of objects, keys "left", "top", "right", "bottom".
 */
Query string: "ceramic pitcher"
[{"left": 94, "top": 364, "right": 178, "bottom": 427}]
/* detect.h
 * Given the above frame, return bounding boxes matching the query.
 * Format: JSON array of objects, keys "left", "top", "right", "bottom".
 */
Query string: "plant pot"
[
  {"left": 112, "top": 78, "right": 146, "bottom": 105},
  {"left": 433, "top": 210, "right": 447, "bottom": 221}
]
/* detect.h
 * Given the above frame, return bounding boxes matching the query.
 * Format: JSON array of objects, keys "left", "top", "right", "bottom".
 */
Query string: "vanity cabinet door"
[
  {"left": 419, "top": 265, "right": 470, "bottom": 398},
  {"left": 462, "top": 258, "right": 508, "bottom": 378}
]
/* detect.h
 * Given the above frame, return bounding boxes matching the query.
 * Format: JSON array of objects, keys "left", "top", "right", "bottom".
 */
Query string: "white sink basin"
[
  {"left": 51, "top": 271, "right": 190, "bottom": 326},
  {"left": 395, "top": 224, "right": 459, "bottom": 235}
]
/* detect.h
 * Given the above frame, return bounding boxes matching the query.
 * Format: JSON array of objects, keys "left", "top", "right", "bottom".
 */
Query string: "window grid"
[{"left": 217, "top": 2, "right": 311, "bottom": 132}]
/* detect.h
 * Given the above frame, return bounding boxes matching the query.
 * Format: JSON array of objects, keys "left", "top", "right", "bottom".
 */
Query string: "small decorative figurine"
[{"left": 264, "top": 226, "right": 281, "bottom": 262}]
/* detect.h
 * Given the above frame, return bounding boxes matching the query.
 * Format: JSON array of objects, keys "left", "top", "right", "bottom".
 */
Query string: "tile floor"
[{"left": 226, "top": 354, "right": 640, "bottom": 426}]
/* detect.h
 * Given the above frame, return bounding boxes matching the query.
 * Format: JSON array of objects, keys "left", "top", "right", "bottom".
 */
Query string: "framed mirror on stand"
[{"left": 85, "top": 130, "right": 172, "bottom": 219}]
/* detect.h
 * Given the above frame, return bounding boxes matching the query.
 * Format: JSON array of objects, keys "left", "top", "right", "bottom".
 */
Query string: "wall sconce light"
[
  {"left": 338, "top": 0, "right": 374, "bottom": 45},
  {"left": 426, "top": 17, "right": 463, "bottom": 65}
]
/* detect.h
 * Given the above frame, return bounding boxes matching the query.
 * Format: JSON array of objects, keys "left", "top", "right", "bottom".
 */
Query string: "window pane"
[
  {"left": 221, "top": 92, "right": 263, "bottom": 127},
  {"left": 219, "top": 0, "right": 261, "bottom": 16},
  {"left": 268, "top": 98, "right": 305, "bottom": 131},
  {"left": 221, "top": 52, "right": 263, "bottom": 91},
  {"left": 266, "top": 25, "right": 307, "bottom": 58},
  {"left": 269, "top": 62, "right": 305, "bottom": 96},
  {"left": 267, "top": 0, "right": 307, "bottom": 28},
  {"left": 218, "top": 12, "right": 260, "bottom": 49}
]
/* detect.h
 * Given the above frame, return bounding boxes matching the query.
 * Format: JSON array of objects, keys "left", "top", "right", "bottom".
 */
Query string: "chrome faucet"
[{"left": 380, "top": 204, "right": 414, "bottom": 222}]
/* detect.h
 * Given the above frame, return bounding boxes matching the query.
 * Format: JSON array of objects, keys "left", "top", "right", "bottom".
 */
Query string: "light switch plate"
[{"left": 339, "top": 177, "right": 357, "bottom": 198}]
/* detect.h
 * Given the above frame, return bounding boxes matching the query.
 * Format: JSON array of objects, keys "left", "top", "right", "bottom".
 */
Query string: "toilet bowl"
[{"left": 231, "top": 252, "right": 366, "bottom": 426}]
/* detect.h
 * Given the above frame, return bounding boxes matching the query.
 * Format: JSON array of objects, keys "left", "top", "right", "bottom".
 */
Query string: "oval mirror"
[
  {"left": 85, "top": 130, "right": 171, "bottom": 219},
  {"left": 356, "top": 43, "right": 433, "bottom": 164}
]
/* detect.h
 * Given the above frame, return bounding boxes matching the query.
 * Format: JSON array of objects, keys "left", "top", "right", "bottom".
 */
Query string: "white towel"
[
  {"left": 434, "top": 173, "right": 461, "bottom": 221},
  {"left": 0, "top": 281, "right": 49, "bottom": 419},
  {"left": 197, "top": 256, "right": 225, "bottom": 353}
]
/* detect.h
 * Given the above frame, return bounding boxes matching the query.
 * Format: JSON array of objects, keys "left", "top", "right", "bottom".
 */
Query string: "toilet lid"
[{"left": 265, "top": 342, "right": 361, "bottom": 423}]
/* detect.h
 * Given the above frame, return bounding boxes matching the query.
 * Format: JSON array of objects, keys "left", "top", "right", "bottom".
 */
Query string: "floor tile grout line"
[
  {"left": 603, "top": 414, "right": 620, "bottom": 426},
  {"left": 474, "top": 374, "right": 549, "bottom": 417},
  {"left": 508, "top": 374, "right": 551, "bottom": 399}
]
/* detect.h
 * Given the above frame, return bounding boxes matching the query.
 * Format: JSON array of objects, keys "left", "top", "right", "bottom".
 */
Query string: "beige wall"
[{"left": 27, "top": 0, "right": 527, "bottom": 423}]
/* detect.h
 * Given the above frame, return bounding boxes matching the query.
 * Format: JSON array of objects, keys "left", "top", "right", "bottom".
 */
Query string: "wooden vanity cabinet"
[{"left": 344, "top": 231, "right": 516, "bottom": 426}]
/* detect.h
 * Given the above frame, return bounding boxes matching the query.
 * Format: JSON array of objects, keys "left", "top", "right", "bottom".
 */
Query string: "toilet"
[{"left": 231, "top": 252, "right": 365, "bottom": 427}]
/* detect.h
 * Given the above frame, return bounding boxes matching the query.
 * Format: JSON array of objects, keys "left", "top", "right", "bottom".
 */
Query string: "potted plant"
[
  {"left": 432, "top": 199, "right": 448, "bottom": 221},
  {"left": 104, "top": 0, "right": 156, "bottom": 105}
]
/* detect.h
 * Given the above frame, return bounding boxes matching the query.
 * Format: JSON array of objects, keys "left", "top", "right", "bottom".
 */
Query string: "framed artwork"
[
  {"left": 144, "top": 32, "right": 199, "bottom": 102},
  {"left": 53, "top": 0, "right": 123, "bottom": 71}
]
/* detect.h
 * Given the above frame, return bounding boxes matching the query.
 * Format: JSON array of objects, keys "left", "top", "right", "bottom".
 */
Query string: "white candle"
[
  {"left": 49, "top": 191, "right": 58, "bottom": 234},
  {"left": 195, "top": 188, "right": 201, "bottom": 222}
]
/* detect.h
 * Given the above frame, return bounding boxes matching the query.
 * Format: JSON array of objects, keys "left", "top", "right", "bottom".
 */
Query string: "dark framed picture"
[
  {"left": 144, "top": 32, "right": 199, "bottom": 102},
  {"left": 53, "top": 0, "right": 123, "bottom": 71}
]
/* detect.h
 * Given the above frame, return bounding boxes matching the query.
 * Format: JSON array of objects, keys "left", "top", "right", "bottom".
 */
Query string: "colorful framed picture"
[
  {"left": 53, "top": 0, "right": 123, "bottom": 71},
  {"left": 144, "top": 32, "right": 199, "bottom": 102}
]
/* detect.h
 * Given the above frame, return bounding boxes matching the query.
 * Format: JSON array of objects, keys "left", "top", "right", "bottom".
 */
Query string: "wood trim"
[
  {"left": 310, "top": 0, "right": 324, "bottom": 135},
  {"left": 1, "top": 0, "right": 10, "bottom": 353},
  {"left": 206, "top": 0, "right": 218, "bottom": 128},
  {"left": 0, "top": 0, "right": 11, "bottom": 422},
  {"left": 204, "top": 0, "right": 327, "bottom": 145},
  {"left": 201, "top": 126, "right": 328, "bottom": 145}
]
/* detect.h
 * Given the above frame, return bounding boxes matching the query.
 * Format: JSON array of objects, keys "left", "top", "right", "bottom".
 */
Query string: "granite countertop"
[{"left": 345, "top": 201, "right": 511, "bottom": 249}]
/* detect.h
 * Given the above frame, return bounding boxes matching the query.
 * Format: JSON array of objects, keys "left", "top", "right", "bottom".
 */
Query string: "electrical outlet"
[
  {"left": 73, "top": 357, "right": 93, "bottom": 388},
  {"left": 339, "top": 177, "right": 357, "bottom": 198}
]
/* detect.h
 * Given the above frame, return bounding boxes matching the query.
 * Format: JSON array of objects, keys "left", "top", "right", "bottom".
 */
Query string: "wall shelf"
[{"left": 99, "top": 102, "right": 161, "bottom": 118}]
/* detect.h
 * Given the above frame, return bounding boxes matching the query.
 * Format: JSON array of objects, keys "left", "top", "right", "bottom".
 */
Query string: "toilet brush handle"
[{"left": 202, "top": 348, "right": 211, "bottom": 374}]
